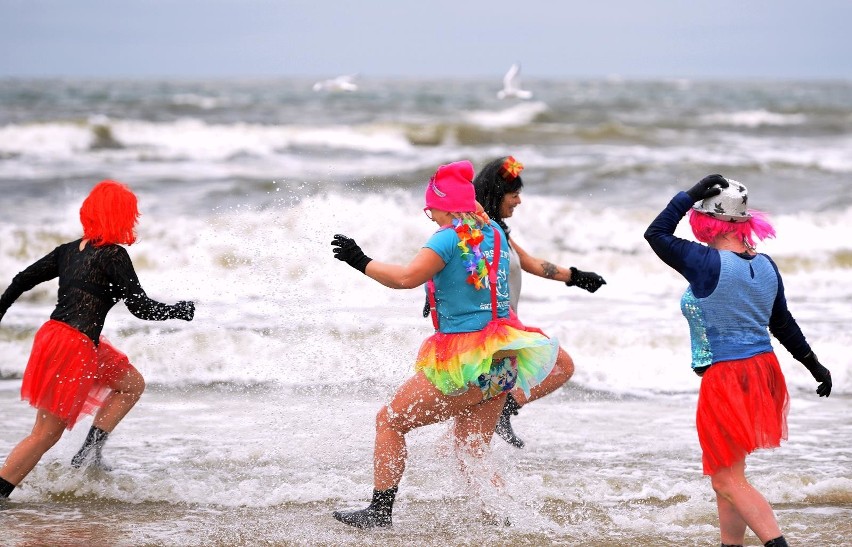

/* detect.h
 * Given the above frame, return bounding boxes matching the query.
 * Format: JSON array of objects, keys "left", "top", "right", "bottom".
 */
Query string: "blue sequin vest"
[{"left": 681, "top": 251, "right": 777, "bottom": 369}]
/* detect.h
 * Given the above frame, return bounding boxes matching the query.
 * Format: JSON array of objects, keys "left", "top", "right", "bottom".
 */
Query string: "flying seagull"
[{"left": 497, "top": 63, "right": 532, "bottom": 100}]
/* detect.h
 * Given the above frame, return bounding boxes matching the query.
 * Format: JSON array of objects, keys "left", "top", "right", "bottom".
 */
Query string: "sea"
[{"left": 0, "top": 77, "right": 850, "bottom": 546}]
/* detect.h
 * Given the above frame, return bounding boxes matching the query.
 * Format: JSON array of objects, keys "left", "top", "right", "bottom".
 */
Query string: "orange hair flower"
[{"left": 499, "top": 156, "right": 524, "bottom": 181}]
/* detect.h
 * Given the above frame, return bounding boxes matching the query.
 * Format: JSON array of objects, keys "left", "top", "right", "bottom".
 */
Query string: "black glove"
[
  {"left": 331, "top": 234, "right": 372, "bottom": 274},
  {"left": 686, "top": 174, "right": 729, "bottom": 202},
  {"left": 172, "top": 300, "right": 195, "bottom": 321},
  {"left": 565, "top": 267, "right": 606, "bottom": 293},
  {"left": 801, "top": 352, "right": 831, "bottom": 397},
  {"left": 423, "top": 296, "right": 431, "bottom": 318}
]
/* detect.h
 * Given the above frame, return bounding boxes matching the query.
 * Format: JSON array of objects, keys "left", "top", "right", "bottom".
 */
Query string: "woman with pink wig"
[
  {"left": 644, "top": 174, "right": 832, "bottom": 547},
  {"left": 0, "top": 180, "right": 195, "bottom": 500},
  {"left": 329, "top": 161, "right": 558, "bottom": 529}
]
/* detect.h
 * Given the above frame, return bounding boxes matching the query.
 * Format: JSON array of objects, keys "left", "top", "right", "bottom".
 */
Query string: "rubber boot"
[
  {"left": 332, "top": 486, "right": 397, "bottom": 529},
  {"left": 721, "top": 543, "right": 744, "bottom": 547},
  {"left": 764, "top": 537, "right": 789, "bottom": 547},
  {"left": 71, "top": 426, "right": 113, "bottom": 471},
  {"left": 495, "top": 393, "right": 524, "bottom": 448},
  {"left": 0, "top": 476, "right": 15, "bottom": 499}
]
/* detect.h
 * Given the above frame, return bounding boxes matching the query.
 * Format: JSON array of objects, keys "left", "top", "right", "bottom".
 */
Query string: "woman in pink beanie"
[{"left": 330, "top": 160, "right": 559, "bottom": 529}]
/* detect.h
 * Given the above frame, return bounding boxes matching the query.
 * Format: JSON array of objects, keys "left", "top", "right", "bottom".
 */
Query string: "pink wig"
[
  {"left": 80, "top": 180, "right": 140, "bottom": 246},
  {"left": 688, "top": 208, "right": 775, "bottom": 248}
]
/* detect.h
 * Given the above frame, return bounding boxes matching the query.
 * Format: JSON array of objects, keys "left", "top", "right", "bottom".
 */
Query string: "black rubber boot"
[
  {"left": 764, "top": 537, "right": 789, "bottom": 547},
  {"left": 495, "top": 393, "right": 524, "bottom": 448},
  {"left": 71, "top": 426, "right": 113, "bottom": 471},
  {"left": 332, "top": 486, "right": 397, "bottom": 529},
  {"left": 721, "top": 543, "right": 744, "bottom": 547},
  {"left": 0, "top": 476, "right": 15, "bottom": 499}
]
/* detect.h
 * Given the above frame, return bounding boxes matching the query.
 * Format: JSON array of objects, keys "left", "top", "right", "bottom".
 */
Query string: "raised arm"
[{"left": 644, "top": 191, "right": 722, "bottom": 297}]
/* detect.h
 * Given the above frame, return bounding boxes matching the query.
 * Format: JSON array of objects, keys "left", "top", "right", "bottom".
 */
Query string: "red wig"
[
  {"left": 688, "top": 208, "right": 775, "bottom": 248},
  {"left": 79, "top": 180, "right": 140, "bottom": 246}
]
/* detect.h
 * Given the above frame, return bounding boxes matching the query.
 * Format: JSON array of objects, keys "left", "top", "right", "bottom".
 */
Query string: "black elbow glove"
[
  {"left": 331, "top": 234, "right": 372, "bottom": 274},
  {"left": 172, "top": 300, "right": 195, "bottom": 321},
  {"left": 565, "top": 267, "right": 606, "bottom": 293},
  {"left": 800, "top": 352, "right": 831, "bottom": 397}
]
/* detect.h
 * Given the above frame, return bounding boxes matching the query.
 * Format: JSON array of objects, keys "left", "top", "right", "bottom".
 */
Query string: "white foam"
[
  {"left": 699, "top": 109, "right": 807, "bottom": 127},
  {"left": 1, "top": 192, "right": 850, "bottom": 395},
  {"left": 462, "top": 102, "right": 548, "bottom": 129}
]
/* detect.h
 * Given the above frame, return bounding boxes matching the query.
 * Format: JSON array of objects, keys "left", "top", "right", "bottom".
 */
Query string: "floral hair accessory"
[
  {"left": 498, "top": 156, "right": 524, "bottom": 181},
  {"left": 453, "top": 217, "right": 488, "bottom": 289}
]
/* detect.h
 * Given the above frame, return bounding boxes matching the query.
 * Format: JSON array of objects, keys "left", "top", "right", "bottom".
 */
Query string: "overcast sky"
[{"left": 1, "top": 0, "right": 850, "bottom": 80}]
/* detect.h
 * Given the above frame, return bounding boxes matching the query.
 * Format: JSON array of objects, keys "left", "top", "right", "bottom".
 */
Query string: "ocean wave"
[
  {"left": 0, "top": 118, "right": 416, "bottom": 160},
  {"left": 461, "top": 101, "right": 549, "bottom": 129},
  {"left": 1, "top": 191, "right": 850, "bottom": 393},
  {"left": 699, "top": 109, "right": 807, "bottom": 127}
]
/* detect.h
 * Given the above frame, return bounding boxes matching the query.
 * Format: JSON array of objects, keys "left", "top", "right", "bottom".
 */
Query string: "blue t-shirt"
[{"left": 424, "top": 220, "right": 511, "bottom": 333}]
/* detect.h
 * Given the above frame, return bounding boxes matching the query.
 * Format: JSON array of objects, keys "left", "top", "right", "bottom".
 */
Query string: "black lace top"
[{"left": 0, "top": 239, "right": 188, "bottom": 344}]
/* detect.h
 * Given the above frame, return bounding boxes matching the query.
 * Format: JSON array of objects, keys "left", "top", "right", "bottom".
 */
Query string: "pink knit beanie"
[{"left": 424, "top": 160, "right": 476, "bottom": 212}]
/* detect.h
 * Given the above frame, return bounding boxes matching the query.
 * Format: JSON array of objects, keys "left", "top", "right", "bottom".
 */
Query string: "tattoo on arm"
[{"left": 541, "top": 261, "right": 558, "bottom": 279}]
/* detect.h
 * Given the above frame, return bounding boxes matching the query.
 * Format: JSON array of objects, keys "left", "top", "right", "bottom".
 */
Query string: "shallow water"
[{"left": 2, "top": 382, "right": 850, "bottom": 546}]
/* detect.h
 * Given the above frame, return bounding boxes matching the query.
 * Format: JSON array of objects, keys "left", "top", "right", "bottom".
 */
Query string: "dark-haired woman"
[
  {"left": 0, "top": 180, "right": 194, "bottom": 500},
  {"left": 473, "top": 156, "right": 606, "bottom": 448}
]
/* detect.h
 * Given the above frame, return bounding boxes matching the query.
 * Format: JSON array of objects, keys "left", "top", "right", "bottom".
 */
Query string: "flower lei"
[{"left": 453, "top": 216, "right": 489, "bottom": 289}]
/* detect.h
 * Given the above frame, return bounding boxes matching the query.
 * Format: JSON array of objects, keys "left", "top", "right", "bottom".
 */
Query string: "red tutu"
[
  {"left": 696, "top": 352, "right": 789, "bottom": 475},
  {"left": 21, "top": 320, "right": 134, "bottom": 429}
]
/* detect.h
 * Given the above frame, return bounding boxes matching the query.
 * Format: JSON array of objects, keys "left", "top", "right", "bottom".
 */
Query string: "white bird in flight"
[
  {"left": 312, "top": 74, "right": 358, "bottom": 92},
  {"left": 497, "top": 63, "right": 533, "bottom": 100}
]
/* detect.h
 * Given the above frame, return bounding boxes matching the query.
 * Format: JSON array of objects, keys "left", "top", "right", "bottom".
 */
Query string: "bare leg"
[
  {"left": 718, "top": 494, "right": 748, "bottom": 545},
  {"left": 92, "top": 367, "right": 146, "bottom": 433},
  {"left": 453, "top": 394, "right": 505, "bottom": 485},
  {"left": 0, "top": 410, "right": 67, "bottom": 485},
  {"left": 374, "top": 371, "right": 483, "bottom": 490},
  {"left": 72, "top": 367, "right": 146, "bottom": 469},
  {"left": 711, "top": 459, "right": 782, "bottom": 543},
  {"left": 510, "top": 346, "right": 574, "bottom": 406}
]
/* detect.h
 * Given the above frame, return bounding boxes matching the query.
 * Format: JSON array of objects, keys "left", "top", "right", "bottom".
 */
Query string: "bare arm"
[
  {"left": 364, "top": 247, "right": 445, "bottom": 289},
  {"left": 511, "top": 237, "right": 575, "bottom": 283}
]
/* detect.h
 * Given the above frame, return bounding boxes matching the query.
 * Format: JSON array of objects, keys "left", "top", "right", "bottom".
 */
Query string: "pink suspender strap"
[
  {"left": 426, "top": 223, "right": 503, "bottom": 330},
  {"left": 488, "top": 228, "right": 501, "bottom": 320},
  {"left": 427, "top": 279, "right": 439, "bottom": 330}
]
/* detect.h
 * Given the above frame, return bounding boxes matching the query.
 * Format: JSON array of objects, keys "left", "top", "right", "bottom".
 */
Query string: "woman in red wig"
[
  {"left": 644, "top": 175, "right": 832, "bottom": 547},
  {"left": 0, "top": 180, "right": 194, "bottom": 500},
  {"left": 329, "top": 161, "right": 558, "bottom": 528}
]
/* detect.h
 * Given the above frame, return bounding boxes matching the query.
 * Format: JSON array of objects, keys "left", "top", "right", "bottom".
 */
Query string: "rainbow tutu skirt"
[{"left": 415, "top": 316, "right": 558, "bottom": 396}]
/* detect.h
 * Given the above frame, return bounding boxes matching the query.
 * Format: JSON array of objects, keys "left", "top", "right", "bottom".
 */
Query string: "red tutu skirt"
[
  {"left": 21, "top": 320, "right": 135, "bottom": 430},
  {"left": 696, "top": 352, "right": 789, "bottom": 475}
]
